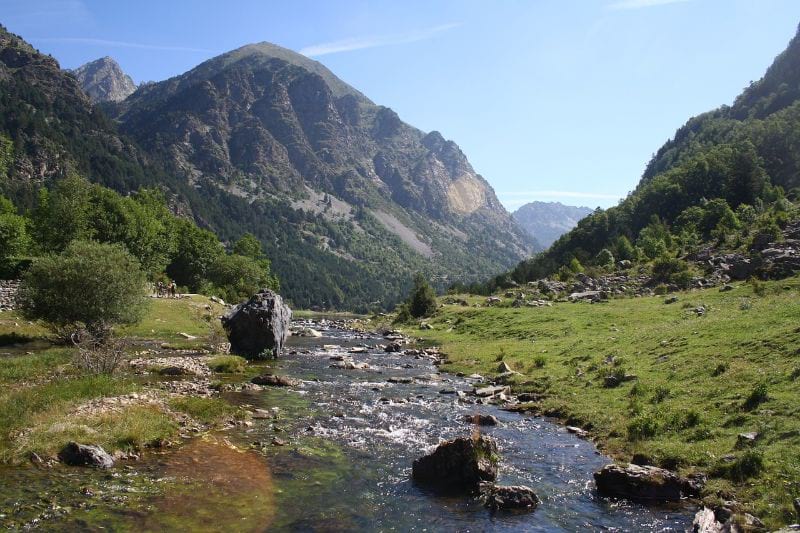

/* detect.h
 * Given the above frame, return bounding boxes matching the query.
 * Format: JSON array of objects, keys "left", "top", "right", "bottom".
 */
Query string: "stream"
[{"left": 0, "top": 323, "right": 695, "bottom": 531}]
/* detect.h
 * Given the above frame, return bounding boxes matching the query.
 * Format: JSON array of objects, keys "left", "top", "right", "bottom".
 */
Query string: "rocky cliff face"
[
  {"left": 512, "top": 201, "right": 592, "bottom": 248},
  {"left": 70, "top": 56, "right": 136, "bottom": 103}
]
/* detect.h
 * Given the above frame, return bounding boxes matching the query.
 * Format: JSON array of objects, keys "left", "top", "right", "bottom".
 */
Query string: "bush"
[
  {"left": 627, "top": 415, "right": 660, "bottom": 441},
  {"left": 71, "top": 335, "right": 127, "bottom": 375},
  {"left": 533, "top": 355, "right": 546, "bottom": 368},
  {"left": 743, "top": 383, "right": 769, "bottom": 410},
  {"left": 16, "top": 241, "right": 148, "bottom": 341},
  {"left": 595, "top": 248, "right": 615, "bottom": 268},
  {"left": 712, "top": 362, "right": 728, "bottom": 376},
  {"left": 651, "top": 255, "right": 692, "bottom": 288},
  {"left": 713, "top": 450, "right": 765, "bottom": 481},
  {"left": 406, "top": 273, "right": 437, "bottom": 318}
]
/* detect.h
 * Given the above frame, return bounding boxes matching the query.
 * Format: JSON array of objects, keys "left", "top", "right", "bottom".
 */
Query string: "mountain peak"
[{"left": 71, "top": 56, "right": 136, "bottom": 103}]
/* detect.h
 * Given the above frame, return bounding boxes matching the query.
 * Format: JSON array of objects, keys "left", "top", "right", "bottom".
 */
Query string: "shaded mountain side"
[
  {"left": 499, "top": 23, "right": 800, "bottom": 285},
  {"left": 0, "top": 26, "right": 532, "bottom": 310},
  {"left": 70, "top": 56, "right": 136, "bottom": 103},
  {"left": 512, "top": 201, "right": 592, "bottom": 248}
]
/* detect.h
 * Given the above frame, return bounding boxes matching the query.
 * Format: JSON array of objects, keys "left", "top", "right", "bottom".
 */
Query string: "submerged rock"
[
  {"left": 251, "top": 373, "right": 299, "bottom": 387},
  {"left": 593, "top": 463, "right": 685, "bottom": 502},
  {"left": 58, "top": 442, "right": 114, "bottom": 468},
  {"left": 464, "top": 414, "right": 500, "bottom": 426},
  {"left": 411, "top": 436, "right": 498, "bottom": 492},
  {"left": 221, "top": 289, "right": 291, "bottom": 359},
  {"left": 483, "top": 484, "right": 539, "bottom": 513}
]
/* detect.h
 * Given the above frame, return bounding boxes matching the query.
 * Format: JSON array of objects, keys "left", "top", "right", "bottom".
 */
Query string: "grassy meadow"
[{"left": 410, "top": 276, "right": 800, "bottom": 528}]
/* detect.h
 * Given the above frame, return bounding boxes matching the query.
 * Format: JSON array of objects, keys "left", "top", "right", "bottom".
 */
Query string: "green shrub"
[
  {"left": 713, "top": 450, "right": 765, "bottom": 481},
  {"left": 743, "top": 383, "right": 769, "bottom": 410},
  {"left": 627, "top": 415, "right": 660, "bottom": 441},
  {"left": 208, "top": 355, "right": 247, "bottom": 374},
  {"left": 652, "top": 255, "right": 692, "bottom": 288},
  {"left": 533, "top": 355, "right": 546, "bottom": 368},
  {"left": 651, "top": 386, "right": 670, "bottom": 403},
  {"left": 17, "top": 241, "right": 148, "bottom": 340},
  {"left": 712, "top": 362, "right": 728, "bottom": 377}
]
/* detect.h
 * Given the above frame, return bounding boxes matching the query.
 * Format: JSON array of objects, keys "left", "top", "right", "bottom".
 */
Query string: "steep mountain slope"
[
  {"left": 0, "top": 27, "right": 532, "bottom": 310},
  {"left": 503, "top": 23, "right": 800, "bottom": 284},
  {"left": 109, "top": 42, "right": 534, "bottom": 309},
  {"left": 512, "top": 201, "right": 591, "bottom": 248},
  {"left": 70, "top": 56, "right": 136, "bottom": 103}
]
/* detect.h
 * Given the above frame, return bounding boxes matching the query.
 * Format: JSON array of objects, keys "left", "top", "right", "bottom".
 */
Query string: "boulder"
[
  {"left": 411, "top": 436, "right": 498, "bottom": 492},
  {"left": 483, "top": 485, "right": 539, "bottom": 513},
  {"left": 735, "top": 432, "right": 759, "bottom": 449},
  {"left": 474, "top": 385, "right": 510, "bottom": 398},
  {"left": 251, "top": 373, "right": 299, "bottom": 387},
  {"left": 593, "top": 463, "right": 684, "bottom": 502},
  {"left": 692, "top": 507, "right": 724, "bottom": 533},
  {"left": 221, "top": 289, "right": 291, "bottom": 359},
  {"left": 384, "top": 342, "right": 402, "bottom": 353},
  {"left": 464, "top": 414, "right": 500, "bottom": 426},
  {"left": 58, "top": 442, "right": 114, "bottom": 468}
]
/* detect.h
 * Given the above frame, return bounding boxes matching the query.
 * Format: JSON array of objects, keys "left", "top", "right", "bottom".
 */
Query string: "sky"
[{"left": 3, "top": 0, "right": 800, "bottom": 210}]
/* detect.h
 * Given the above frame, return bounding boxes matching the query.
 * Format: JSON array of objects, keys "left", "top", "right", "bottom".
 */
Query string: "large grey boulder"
[
  {"left": 221, "top": 289, "right": 291, "bottom": 359},
  {"left": 412, "top": 436, "right": 498, "bottom": 493},
  {"left": 58, "top": 442, "right": 114, "bottom": 468},
  {"left": 593, "top": 463, "right": 687, "bottom": 502},
  {"left": 483, "top": 484, "right": 539, "bottom": 513}
]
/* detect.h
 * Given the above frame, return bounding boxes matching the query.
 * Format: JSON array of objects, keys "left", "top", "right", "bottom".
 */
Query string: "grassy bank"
[
  {"left": 410, "top": 276, "right": 800, "bottom": 528},
  {"left": 0, "top": 296, "right": 238, "bottom": 463}
]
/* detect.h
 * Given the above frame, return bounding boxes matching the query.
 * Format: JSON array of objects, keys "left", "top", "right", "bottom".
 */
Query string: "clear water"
[{"left": 0, "top": 326, "right": 695, "bottom": 531}]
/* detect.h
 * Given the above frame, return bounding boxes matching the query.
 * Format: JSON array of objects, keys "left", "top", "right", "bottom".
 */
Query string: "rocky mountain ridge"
[{"left": 70, "top": 56, "right": 136, "bottom": 103}]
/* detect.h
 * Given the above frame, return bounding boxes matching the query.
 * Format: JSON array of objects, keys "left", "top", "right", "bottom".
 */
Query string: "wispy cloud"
[
  {"left": 300, "top": 23, "right": 461, "bottom": 57},
  {"left": 606, "top": 0, "right": 691, "bottom": 10},
  {"left": 30, "top": 37, "right": 216, "bottom": 53}
]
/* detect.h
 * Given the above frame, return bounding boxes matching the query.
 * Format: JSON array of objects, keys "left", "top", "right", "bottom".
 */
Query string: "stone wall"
[{"left": 0, "top": 280, "right": 19, "bottom": 312}]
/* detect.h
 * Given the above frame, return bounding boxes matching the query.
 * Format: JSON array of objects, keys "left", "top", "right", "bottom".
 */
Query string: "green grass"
[
  {"left": 208, "top": 355, "right": 247, "bottom": 374},
  {"left": 0, "top": 348, "right": 71, "bottom": 385},
  {"left": 119, "top": 295, "right": 225, "bottom": 341},
  {"left": 413, "top": 276, "right": 800, "bottom": 529},
  {"left": 168, "top": 397, "right": 240, "bottom": 425}
]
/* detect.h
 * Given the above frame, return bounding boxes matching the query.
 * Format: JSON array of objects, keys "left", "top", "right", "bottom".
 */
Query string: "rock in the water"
[
  {"left": 692, "top": 507, "right": 724, "bottom": 533},
  {"left": 58, "top": 442, "right": 114, "bottom": 468},
  {"left": 251, "top": 373, "right": 298, "bottom": 387},
  {"left": 593, "top": 463, "right": 684, "bottom": 502},
  {"left": 483, "top": 485, "right": 539, "bottom": 512},
  {"left": 412, "top": 436, "right": 498, "bottom": 492},
  {"left": 464, "top": 414, "right": 500, "bottom": 426},
  {"left": 221, "top": 289, "right": 291, "bottom": 359}
]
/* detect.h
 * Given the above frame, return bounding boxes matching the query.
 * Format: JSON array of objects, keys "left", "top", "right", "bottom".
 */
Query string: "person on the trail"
[{"left": 170, "top": 281, "right": 177, "bottom": 298}]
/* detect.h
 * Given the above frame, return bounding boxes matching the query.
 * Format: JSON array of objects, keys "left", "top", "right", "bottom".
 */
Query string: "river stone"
[
  {"left": 58, "top": 442, "right": 114, "bottom": 468},
  {"left": 692, "top": 507, "right": 724, "bottom": 533},
  {"left": 483, "top": 485, "right": 539, "bottom": 512},
  {"left": 251, "top": 374, "right": 299, "bottom": 387},
  {"left": 411, "top": 436, "right": 498, "bottom": 492},
  {"left": 464, "top": 414, "right": 500, "bottom": 426},
  {"left": 593, "top": 463, "right": 684, "bottom": 502},
  {"left": 221, "top": 289, "right": 291, "bottom": 359}
]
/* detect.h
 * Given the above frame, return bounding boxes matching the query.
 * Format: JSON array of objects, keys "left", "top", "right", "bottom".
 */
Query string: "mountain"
[
  {"left": 500, "top": 23, "right": 800, "bottom": 285},
  {"left": 70, "top": 56, "right": 136, "bottom": 103},
  {"left": 0, "top": 27, "right": 533, "bottom": 310},
  {"left": 106, "top": 42, "right": 534, "bottom": 309},
  {"left": 0, "top": 24, "right": 162, "bottom": 205},
  {"left": 512, "top": 201, "right": 592, "bottom": 248}
]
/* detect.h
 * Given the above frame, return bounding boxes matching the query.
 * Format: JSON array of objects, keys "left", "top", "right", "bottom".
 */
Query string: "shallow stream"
[{"left": 0, "top": 324, "right": 694, "bottom": 531}]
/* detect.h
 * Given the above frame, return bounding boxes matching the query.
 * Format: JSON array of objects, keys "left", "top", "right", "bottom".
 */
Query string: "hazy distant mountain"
[
  {"left": 512, "top": 201, "right": 593, "bottom": 248},
  {"left": 70, "top": 56, "right": 136, "bottom": 103}
]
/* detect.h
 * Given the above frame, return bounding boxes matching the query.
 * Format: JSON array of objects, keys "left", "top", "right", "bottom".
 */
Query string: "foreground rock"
[
  {"left": 222, "top": 289, "right": 292, "bottom": 359},
  {"left": 58, "top": 442, "right": 114, "bottom": 468},
  {"left": 593, "top": 463, "right": 692, "bottom": 502},
  {"left": 482, "top": 485, "right": 539, "bottom": 513},
  {"left": 412, "top": 436, "right": 498, "bottom": 493}
]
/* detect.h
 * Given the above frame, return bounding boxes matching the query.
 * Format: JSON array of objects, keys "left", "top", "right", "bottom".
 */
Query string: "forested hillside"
[{"left": 498, "top": 24, "right": 800, "bottom": 287}]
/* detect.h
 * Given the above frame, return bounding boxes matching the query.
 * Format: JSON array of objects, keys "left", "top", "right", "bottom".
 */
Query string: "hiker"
[{"left": 169, "top": 281, "right": 177, "bottom": 298}]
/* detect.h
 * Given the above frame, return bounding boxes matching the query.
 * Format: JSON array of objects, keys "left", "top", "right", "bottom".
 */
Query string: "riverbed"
[{"left": 0, "top": 324, "right": 694, "bottom": 531}]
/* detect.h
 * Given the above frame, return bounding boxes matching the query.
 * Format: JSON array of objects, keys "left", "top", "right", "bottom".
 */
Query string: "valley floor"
[{"left": 409, "top": 276, "right": 800, "bottom": 529}]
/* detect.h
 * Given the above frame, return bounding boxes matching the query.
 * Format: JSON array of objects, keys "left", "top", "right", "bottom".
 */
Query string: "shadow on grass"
[{"left": 0, "top": 332, "right": 37, "bottom": 346}]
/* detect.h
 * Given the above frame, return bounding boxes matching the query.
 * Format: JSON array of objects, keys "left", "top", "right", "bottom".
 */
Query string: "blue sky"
[{"left": 3, "top": 0, "right": 800, "bottom": 210}]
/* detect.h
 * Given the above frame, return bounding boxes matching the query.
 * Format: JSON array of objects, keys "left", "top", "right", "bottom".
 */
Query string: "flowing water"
[{"left": 0, "top": 324, "right": 695, "bottom": 531}]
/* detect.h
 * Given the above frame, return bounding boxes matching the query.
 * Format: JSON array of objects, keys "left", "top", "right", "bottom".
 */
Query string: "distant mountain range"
[
  {"left": 512, "top": 201, "right": 593, "bottom": 248},
  {"left": 0, "top": 25, "right": 535, "bottom": 310}
]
